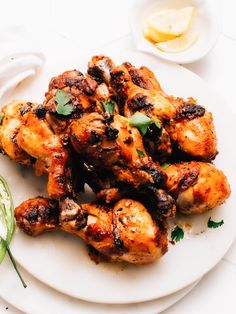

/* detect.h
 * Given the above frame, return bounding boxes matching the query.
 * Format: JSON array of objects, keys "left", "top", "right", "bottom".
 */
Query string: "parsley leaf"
[
  {"left": 55, "top": 90, "right": 74, "bottom": 116},
  {"left": 138, "top": 124, "right": 149, "bottom": 136},
  {"left": 56, "top": 103, "right": 74, "bottom": 116},
  {"left": 161, "top": 163, "right": 170, "bottom": 169},
  {"left": 136, "top": 149, "right": 145, "bottom": 158},
  {"left": 153, "top": 119, "right": 161, "bottom": 129},
  {"left": 171, "top": 226, "right": 184, "bottom": 242},
  {"left": 130, "top": 112, "right": 152, "bottom": 125},
  {"left": 0, "top": 114, "right": 4, "bottom": 125},
  {"left": 55, "top": 89, "right": 70, "bottom": 105},
  {"left": 207, "top": 217, "right": 224, "bottom": 229},
  {"left": 129, "top": 112, "right": 161, "bottom": 136},
  {"left": 102, "top": 101, "right": 115, "bottom": 115}
]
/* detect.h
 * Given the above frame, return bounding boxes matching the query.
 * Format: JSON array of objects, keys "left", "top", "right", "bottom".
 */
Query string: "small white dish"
[
  {"left": 0, "top": 53, "right": 44, "bottom": 102},
  {"left": 130, "top": 0, "right": 221, "bottom": 64}
]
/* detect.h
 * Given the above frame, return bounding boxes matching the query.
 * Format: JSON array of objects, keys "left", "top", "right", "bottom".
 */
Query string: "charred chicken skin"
[
  {"left": 42, "top": 69, "right": 176, "bottom": 216},
  {"left": 0, "top": 101, "right": 73, "bottom": 198},
  {"left": 87, "top": 56, "right": 217, "bottom": 161},
  {"left": 15, "top": 197, "right": 168, "bottom": 264},
  {"left": 0, "top": 55, "right": 231, "bottom": 265},
  {"left": 0, "top": 100, "right": 32, "bottom": 166},
  {"left": 43, "top": 69, "right": 101, "bottom": 134},
  {"left": 164, "top": 162, "right": 230, "bottom": 215},
  {"left": 70, "top": 111, "right": 176, "bottom": 217}
]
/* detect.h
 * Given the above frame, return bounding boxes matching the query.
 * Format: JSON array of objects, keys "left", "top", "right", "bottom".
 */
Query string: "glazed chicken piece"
[
  {"left": 15, "top": 197, "right": 168, "bottom": 264},
  {"left": 40, "top": 63, "right": 175, "bottom": 215},
  {"left": 88, "top": 56, "right": 173, "bottom": 161},
  {"left": 42, "top": 69, "right": 102, "bottom": 135},
  {"left": 81, "top": 161, "right": 176, "bottom": 219},
  {"left": 0, "top": 100, "right": 32, "bottom": 166},
  {"left": 87, "top": 56, "right": 217, "bottom": 161},
  {"left": 70, "top": 111, "right": 176, "bottom": 217},
  {"left": 163, "top": 162, "right": 230, "bottom": 215},
  {"left": 0, "top": 101, "right": 73, "bottom": 198},
  {"left": 166, "top": 97, "right": 217, "bottom": 160},
  {"left": 70, "top": 112, "right": 162, "bottom": 187}
]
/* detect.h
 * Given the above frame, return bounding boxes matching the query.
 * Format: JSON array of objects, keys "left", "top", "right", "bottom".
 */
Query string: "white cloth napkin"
[{"left": 0, "top": 26, "right": 45, "bottom": 102}]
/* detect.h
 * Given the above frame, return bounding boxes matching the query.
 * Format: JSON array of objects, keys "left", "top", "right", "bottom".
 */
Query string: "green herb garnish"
[
  {"left": 55, "top": 90, "right": 74, "bottom": 116},
  {"left": 207, "top": 217, "right": 224, "bottom": 229},
  {"left": 0, "top": 176, "right": 27, "bottom": 288},
  {"left": 129, "top": 112, "right": 161, "bottom": 136},
  {"left": 171, "top": 226, "right": 184, "bottom": 242},
  {"left": 2, "top": 238, "right": 27, "bottom": 288},
  {"left": 153, "top": 120, "right": 161, "bottom": 129},
  {"left": 136, "top": 149, "right": 145, "bottom": 158},
  {"left": 0, "top": 114, "right": 4, "bottom": 125},
  {"left": 102, "top": 101, "right": 115, "bottom": 115},
  {"left": 161, "top": 163, "right": 170, "bottom": 169}
]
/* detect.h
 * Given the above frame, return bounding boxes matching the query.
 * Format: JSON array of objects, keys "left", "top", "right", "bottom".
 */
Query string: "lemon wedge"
[
  {"left": 144, "top": 6, "right": 195, "bottom": 43},
  {"left": 155, "top": 33, "right": 198, "bottom": 53}
]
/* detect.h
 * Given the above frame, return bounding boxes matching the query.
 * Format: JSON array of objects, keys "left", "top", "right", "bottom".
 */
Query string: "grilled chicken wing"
[
  {"left": 164, "top": 162, "right": 230, "bottom": 215},
  {"left": 15, "top": 197, "right": 168, "bottom": 264},
  {"left": 87, "top": 56, "right": 217, "bottom": 161},
  {"left": 0, "top": 101, "right": 73, "bottom": 198}
]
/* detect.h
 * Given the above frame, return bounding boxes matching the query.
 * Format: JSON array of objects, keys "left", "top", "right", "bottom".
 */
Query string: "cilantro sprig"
[
  {"left": 102, "top": 101, "right": 115, "bottom": 115},
  {"left": 136, "top": 149, "right": 145, "bottom": 158},
  {"left": 161, "top": 163, "right": 170, "bottom": 169},
  {"left": 171, "top": 226, "right": 184, "bottom": 242},
  {"left": 129, "top": 112, "right": 161, "bottom": 136},
  {"left": 207, "top": 217, "right": 224, "bottom": 229},
  {"left": 55, "top": 90, "right": 74, "bottom": 116}
]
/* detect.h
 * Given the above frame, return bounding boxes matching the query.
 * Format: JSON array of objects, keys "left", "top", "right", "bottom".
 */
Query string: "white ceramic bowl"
[{"left": 130, "top": 0, "right": 221, "bottom": 64}]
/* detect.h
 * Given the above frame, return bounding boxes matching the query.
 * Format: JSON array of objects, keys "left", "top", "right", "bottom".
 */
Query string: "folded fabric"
[{"left": 0, "top": 26, "right": 45, "bottom": 102}]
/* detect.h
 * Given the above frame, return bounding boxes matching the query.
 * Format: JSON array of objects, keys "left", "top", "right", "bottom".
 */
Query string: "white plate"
[
  {"left": 0, "top": 256, "right": 199, "bottom": 314},
  {"left": 130, "top": 0, "right": 221, "bottom": 64},
  {"left": 1, "top": 34, "right": 236, "bottom": 304}
]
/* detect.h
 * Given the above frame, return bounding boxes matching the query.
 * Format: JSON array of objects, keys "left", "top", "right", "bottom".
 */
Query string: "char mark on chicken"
[
  {"left": 87, "top": 55, "right": 217, "bottom": 162},
  {"left": 0, "top": 101, "right": 73, "bottom": 198},
  {"left": 15, "top": 196, "right": 168, "bottom": 264}
]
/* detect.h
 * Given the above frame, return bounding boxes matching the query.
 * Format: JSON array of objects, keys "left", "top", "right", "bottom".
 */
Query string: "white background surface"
[{"left": 0, "top": 0, "right": 236, "bottom": 313}]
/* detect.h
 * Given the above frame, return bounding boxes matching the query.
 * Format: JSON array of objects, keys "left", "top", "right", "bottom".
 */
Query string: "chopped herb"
[
  {"left": 0, "top": 114, "right": 4, "bottom": 125},
  {"left": 129, "top": 112, "right": 161, "bottom": 136},
  {"left": 161, "top": 163, "right": 170, "bottom": 169},
  {"left": 102, "top": 101, "right": 115, "bottom": 115},
  {"left": 138, "top": 124, "right": 149, "bottom": 136},
  {"left": 153, "top": 119, "right": 161, "bottom": 129},
  {"left": 55, "top": 90, "right": 74, "bottom": 116},
  {"left": 207, "top": 217, "right": 224, "bottom": 229},
  {"left": 55, "top": 89, "right": 70, "bottom": 105},
  {"left": 171, "top": 226, "right": 184, "bottom": 242},
  {"left": 130, "top": 112, "right": 152, "bottom": 125},
  {"left": 56, "top": 103, "right": 74, "bottom": 116},
  {"left": 2, "top": 238, "right": 27, "bottom": 288},
  {"left": 136, "top": 149, "right": 145, "bottom": 158},
  {"left": 0, "top": 176, "right": 27, "bottom": 288}
]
